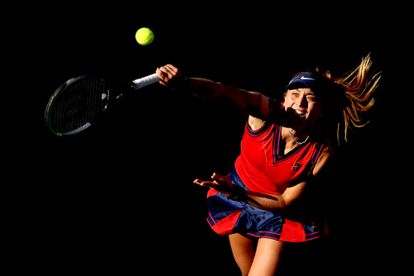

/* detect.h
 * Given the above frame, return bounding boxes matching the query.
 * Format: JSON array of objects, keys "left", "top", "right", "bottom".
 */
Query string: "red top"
[{"left": 234, "top": 122, "right": 325, "bottom": 195}]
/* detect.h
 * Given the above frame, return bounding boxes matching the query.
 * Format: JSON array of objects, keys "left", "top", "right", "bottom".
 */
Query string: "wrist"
[
  {"left": 170, "top": 74, "right": 191, "bottom": 92},
  {"left": 228, "top": 185, "right": 248, "bottom": 201}
]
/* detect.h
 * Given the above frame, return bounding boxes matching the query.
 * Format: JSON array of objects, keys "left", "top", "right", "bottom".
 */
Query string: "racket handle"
[{"left": 132, "top": 73, "right": 160, "bottom": 89}]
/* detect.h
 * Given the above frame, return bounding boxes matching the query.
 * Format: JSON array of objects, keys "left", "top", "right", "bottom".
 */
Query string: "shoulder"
[
  {"left": 312, "top": 144, "right": 332, "bottom": 176},
  {"left": 247, "top": 115, "right": 266, "bottom": 131}
]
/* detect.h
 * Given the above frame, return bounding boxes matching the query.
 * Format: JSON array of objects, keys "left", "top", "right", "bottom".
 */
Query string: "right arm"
[
  {"left": 194, "top": 146, "right": 332, "bottom": 213},
  {"left": 156, "top": 64, "right": 282, "bottom": 121}
]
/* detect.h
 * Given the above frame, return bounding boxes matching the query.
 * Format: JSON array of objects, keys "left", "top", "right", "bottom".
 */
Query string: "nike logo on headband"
[{"left": 300, "top": 76, "right": 315, "bottom": 80}]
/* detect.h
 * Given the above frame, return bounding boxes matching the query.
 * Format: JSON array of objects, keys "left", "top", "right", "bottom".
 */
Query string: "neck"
[{"left": 286, "top": 128, "right": 310, "bottom": 145}]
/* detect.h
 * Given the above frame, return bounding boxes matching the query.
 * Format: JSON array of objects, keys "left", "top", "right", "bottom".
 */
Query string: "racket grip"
[{"left": 132, "top": 73, "right": 160, "bottom": 89}]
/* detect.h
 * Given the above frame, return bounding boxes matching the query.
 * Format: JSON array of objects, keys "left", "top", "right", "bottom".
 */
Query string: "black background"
[{"left": 4, "top": 2, "right": 406, "bottom": 275}]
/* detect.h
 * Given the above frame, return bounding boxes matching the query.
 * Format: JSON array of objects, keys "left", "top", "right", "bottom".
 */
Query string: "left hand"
[{"left": 193, "top": 172, "right": 233, "bottom": 193}]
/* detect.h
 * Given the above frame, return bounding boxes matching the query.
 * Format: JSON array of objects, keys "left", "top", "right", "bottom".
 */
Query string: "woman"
[{"left": 155, "top": 54, "right": 381, "bottom": 275}]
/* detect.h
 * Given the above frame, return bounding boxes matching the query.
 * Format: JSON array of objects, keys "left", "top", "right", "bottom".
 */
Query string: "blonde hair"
[{"left": 318, "top": 53, "right": 382, "bottom": 145}]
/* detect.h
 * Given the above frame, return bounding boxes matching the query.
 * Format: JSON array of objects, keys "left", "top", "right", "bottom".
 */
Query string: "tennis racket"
[{"left": 44, "top": 73, "right": 159, "bottom": 137}]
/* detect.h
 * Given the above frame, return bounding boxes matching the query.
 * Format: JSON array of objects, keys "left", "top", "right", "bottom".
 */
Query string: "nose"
[{"left": 296, "top": 95, "right": 308, "bottom": 108}]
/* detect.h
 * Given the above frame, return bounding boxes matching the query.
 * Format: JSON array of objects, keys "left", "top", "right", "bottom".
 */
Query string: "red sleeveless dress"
[{"left": 206, "top": 122, "right": 327, "bottom": 242}]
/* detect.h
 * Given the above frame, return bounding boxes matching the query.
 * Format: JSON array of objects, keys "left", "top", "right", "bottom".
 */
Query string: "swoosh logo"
[{"left": 300, "top": 76, "right": 315, "bottom": 80}]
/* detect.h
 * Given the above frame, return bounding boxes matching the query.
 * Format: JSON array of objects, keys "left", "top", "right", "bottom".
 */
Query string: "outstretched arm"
[{"left": 156, "top": 64, "right": 282, "bottom": 120}]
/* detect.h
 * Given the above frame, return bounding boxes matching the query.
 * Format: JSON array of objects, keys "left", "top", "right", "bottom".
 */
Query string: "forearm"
[
  {"left": 189, "top": 78, "right": 290, "bottom": 124},
  {"left": 188, "top": 77, "right": 241, "bottom": 99},
  {"left": 188, "top": 77, "right": 268, "bottom": 116},
  {"left": 243, "top": 182, "right": 308, "bottom": 212},
  {"left": 229, "top": 187, "right": 287, "bottom": 211},
  {"left": 195, "top": 172, "right": 290, "bottom": 212},
  {"left": 244, "top": 191, "right": 287, "bottom": 211}
]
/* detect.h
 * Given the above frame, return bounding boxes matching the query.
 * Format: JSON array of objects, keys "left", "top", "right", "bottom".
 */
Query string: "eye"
[{"left": 306, "top": 95, "right": 318, "bottom": 102}]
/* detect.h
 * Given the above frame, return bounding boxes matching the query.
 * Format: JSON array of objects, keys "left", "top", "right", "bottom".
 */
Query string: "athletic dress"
[{"left": 206, "top": 122, "right": 327, "bottom": 242}]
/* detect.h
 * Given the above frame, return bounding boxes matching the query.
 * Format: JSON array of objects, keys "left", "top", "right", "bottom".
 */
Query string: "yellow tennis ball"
[{"left": 135, "top": 27, "right": 154, "bottom": 46}]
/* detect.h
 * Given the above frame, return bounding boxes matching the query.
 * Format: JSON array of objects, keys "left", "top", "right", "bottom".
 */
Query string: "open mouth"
[{"left": 293, "top": 109, "right": 306, "bottom": 118}]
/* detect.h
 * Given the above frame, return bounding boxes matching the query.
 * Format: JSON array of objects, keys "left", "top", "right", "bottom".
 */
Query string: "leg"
[
  {"left": 229, "top": 233, "right": 256, "bottom": 276},
  {"left": 248, "top": 238, "right": 284, "bottom": 276}
]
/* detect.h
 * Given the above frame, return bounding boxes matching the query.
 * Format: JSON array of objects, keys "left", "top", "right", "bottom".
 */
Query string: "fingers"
[
  {"left": 193, "top": 178, "right": 219, "bottom": 188},
  {"left": 194, "top": 172, "right": 231, "bottom": 191},
  {"left": 163, "top": 64, "right": 178, "bottom": 73},
  {"left": 193, "top": 178, "right": 203, "bottom": 185},
  {"left": 156, "top": 64, "right": 178, "bottom": 78},
  {"left": 211, "top": 172, "right": 224, "bottom": 180},
  {"left": 211, "top": 172, "right": 230, "bottom": 186},
  {"left": 156, "top": 64, "right": 181, "bottom": 87}
]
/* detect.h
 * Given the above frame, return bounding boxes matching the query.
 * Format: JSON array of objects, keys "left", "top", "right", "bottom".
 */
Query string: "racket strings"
[{"left": 48, "top": 78, "right": 108, "bottom": 135}]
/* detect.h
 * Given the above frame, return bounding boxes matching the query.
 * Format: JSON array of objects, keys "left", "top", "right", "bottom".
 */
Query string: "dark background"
[{"left": 5, "top": 2, "right": 405, "bottom": 275}]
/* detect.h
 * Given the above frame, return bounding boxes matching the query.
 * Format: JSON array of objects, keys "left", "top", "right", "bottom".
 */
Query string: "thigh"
[
  {"left": 229, "top": 233, "right": 256, "bottom": 275},
  {"left": 249, "top": 238, "right": 284, "bottom": 276}
]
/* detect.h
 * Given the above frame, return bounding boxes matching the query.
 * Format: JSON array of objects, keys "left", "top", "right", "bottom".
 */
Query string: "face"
[{"left": 283, "top": 88, "right": 322, "bottom": 128}]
